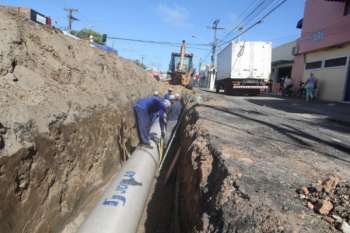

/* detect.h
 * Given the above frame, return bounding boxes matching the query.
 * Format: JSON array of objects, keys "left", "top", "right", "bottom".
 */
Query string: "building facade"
[
  {"left": 271, "top": 41, "right": 297, "bottom": 93},
  {"left": 198, "top": 64, "right": 216, "bottom": 90},
  {"left": 292, "top": 0, "right": 350, "bottom": 102}
]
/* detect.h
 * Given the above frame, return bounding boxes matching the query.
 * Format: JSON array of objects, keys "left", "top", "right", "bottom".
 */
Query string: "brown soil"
[{"left": 0, "top": 8, "right": 164, "bottom": 233}]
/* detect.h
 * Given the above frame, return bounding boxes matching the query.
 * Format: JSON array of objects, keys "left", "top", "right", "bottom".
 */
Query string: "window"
[
  {"left": 305, "top": 61, "right": 322, "bottom": 70},
  {"left": 324, "top": 57, "right": 347, "bottom": 68},
  {"left": 312, "top": 31, "right": 325, "bottom": 42}
]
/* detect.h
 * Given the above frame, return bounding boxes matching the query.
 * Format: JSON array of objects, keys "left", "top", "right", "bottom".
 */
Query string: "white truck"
[{"left": 216, "top": 41, "right": 272, "bottom": 95}]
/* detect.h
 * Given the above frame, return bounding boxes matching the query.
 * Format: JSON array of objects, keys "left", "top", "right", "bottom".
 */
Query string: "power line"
[
  {"left": 108, "top": 36, "right": 210, "bottom": 47},
  {"left": 221, "top": 0, "right": 260, "bottom": 37},
  {"left": 222, "top": 0, "right": 282, "bottom": 43},
  {"left": 220, "top": 0, "right": 288, "bottom": 47},
  {"left": 108, "top": 36, "right": 210, "bottom": 52},
  {"left": 231, "top": 0, "right": 261, "bottom": 28},
  {"left": 222, "top": 0, "right": 266, "bottom": 40}
]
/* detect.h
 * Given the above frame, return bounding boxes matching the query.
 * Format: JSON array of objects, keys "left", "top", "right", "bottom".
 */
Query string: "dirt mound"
[{"left": 0, "top": 8, "right": 161, "bottom": 233}]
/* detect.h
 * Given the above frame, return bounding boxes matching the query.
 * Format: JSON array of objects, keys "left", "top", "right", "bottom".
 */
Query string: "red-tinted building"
[{"left": 292, "top": 0, "right": 350, "bottom": 101}]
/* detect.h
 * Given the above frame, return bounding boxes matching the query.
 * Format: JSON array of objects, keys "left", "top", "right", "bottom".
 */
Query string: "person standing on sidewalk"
[{"left": 305, "top": 73, "right": 318, "bottom": 101}]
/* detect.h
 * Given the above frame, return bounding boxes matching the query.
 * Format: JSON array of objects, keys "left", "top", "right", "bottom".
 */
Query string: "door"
[{"left": 345, "top": 60, "right": 350, "bottom": 102}]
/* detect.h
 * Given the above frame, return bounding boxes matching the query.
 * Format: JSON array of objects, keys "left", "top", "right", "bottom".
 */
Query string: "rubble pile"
[{"left": 298, "top": 176, "right": 350, "bottom": 232}]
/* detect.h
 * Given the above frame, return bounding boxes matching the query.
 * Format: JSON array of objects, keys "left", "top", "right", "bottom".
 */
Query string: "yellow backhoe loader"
[{"left": 168, "top": 40, "right": 194, "bottom": 89}]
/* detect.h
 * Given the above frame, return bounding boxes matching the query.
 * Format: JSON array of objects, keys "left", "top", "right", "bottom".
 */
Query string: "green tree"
[{"left": 72, "top": 28, "right": 104, "bottom": 44}]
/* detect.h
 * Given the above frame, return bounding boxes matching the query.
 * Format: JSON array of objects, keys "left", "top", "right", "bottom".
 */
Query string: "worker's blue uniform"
[
  {"left": 152, "top": 96, "right": 165, "bottom": 122},
  {"left": 164, "top": 100, "right": 183, "bottom": 144},
  {"left": 134, "top": 96, "right": 166, "bottom": 145},
  {"left": 164, "top": 92, "right": 171, "bottom": 100},
  {"left": 168, "top": 100, "right": 182, "bottom": 121}
]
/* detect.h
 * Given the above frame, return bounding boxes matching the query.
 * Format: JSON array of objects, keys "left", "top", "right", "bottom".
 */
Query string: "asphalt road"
[
  {"left": 198, "top": 90, "right": 350, "bottom": 164},
  {"left": 191, "top": 90, "right": 350, "bottom": 232}
]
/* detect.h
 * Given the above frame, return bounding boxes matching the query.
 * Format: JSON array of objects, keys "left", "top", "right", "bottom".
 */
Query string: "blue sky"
[{"left": 2, "top": 0, "right": 305, "bottom": 71}]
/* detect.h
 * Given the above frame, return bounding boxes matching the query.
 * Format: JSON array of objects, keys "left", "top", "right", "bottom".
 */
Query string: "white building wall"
[{"left": 272, "top": 40, "right": 296, "bottom": 62}]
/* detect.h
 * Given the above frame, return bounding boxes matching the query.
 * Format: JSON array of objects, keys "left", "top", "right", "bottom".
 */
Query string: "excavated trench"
[
  {"left": 140, "top": 97, "right": 350, "bottom": 233},
  {"left": 0, "top": 107, "right": 140, "bottom": 233},
  {"left": 0, "top": 93, "right": 225, "bottom": 233},
  {"left": 139, "top": 103, "right": 229, "bottom": 233}
]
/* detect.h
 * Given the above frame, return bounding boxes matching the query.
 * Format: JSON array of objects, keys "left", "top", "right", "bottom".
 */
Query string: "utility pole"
[
  {"left": 207, "top": 19, "right": 224, "bottom": 68},
  {"left": 64, "top": 8, "right": 79, "bottom": 32}
]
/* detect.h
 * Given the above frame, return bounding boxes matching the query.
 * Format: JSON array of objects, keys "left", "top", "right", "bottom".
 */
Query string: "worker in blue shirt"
[
  {"left": 164, "top": 88, "right": 173, "bottom": 100},
  {"left": 164, "top": 94, "right": 183, "bottom": 144},
  {"left": 152, "top": 91, "right": 165, "bottom": 122},
  {"left": 134, "top": 96, "right": 171, "bottom": 148},
  {"left": 168, "top": 93, "right": 182, "bottom": 121}
]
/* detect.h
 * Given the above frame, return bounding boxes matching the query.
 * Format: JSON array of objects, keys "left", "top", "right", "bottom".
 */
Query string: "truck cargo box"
[{"left": 216, "top": 41, "right": 272, "bottom": 95}]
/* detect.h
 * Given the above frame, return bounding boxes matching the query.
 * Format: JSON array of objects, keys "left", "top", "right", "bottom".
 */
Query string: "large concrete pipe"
[{"left": 77, "top": 120, "right": 162, "bottom": 233}]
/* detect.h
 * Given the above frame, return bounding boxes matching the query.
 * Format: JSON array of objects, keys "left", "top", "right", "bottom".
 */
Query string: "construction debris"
[{"left": 298, "top": 176, "right": 350, "bottom": 231}]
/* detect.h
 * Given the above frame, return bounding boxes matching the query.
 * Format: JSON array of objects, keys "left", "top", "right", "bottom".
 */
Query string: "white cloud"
[{"left": 156, "top": 4, "right": 190, "bottom": 27}]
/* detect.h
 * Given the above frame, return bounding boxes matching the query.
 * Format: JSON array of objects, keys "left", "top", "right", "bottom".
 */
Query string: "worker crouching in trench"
[
  {"left": 133, "top": 93, "right": 183, "bottom": 149},
  {"left": 133, "top": 96, "right": 171, "bottom": 149}
]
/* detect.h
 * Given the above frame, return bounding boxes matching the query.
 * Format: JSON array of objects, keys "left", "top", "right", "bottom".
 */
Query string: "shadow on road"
[
  {"left": 194, "top": 103, "right": 350, "bottom": 164},
  {"left": 247, "top": 98, "right": 350, "bottom": 121}
]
